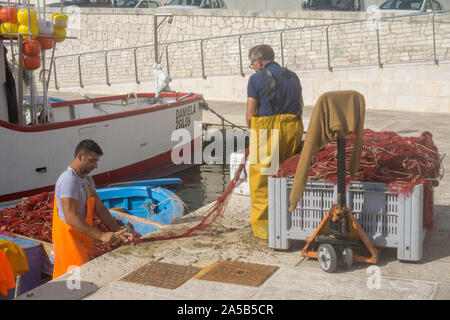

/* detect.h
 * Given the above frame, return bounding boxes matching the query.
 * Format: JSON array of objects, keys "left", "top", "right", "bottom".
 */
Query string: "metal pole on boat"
[
  {"left": 153, "top": 15, "right": 159, "bottom": 101},
  {"left": 40, "top": 0, "right": 50, "bottom": 123},
  {"left": 17, "top": 34, "right": 25, "bottom": 126},
  {"left": 27, "top": 0, "right": 37, "bottom": 125},
  {"left": 153, "top": 14, "right": 172, "bottom": 102},
  {"left": 7, "top": 0, "right": 15, "bottom": 73}
]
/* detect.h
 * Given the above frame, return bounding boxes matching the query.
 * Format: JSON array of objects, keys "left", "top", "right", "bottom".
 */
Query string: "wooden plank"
[
  {"left": 10, "top": 233, "right": 53, "bottom": 260},
  {"left": 109, "top": 209, "right": 166, "bottom": 229}
]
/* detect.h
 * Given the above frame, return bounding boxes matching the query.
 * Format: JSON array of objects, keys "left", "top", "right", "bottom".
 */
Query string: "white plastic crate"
[
  {"left": 230, "top": 152, "right": 250, "bottom": 196},
  {"left": 268, "top": 178, "right": 426, "bottom": 261}
]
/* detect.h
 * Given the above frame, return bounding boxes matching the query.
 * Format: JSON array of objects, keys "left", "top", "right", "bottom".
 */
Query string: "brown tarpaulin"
[{"left": 288, "top": 90, "right": 366, "bottom": 212}]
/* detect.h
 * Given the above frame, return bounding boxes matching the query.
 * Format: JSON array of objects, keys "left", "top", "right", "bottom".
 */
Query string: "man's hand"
[
  {"left": 100, "top": 229, "right": 133, "bottom": 244},
  {"left": 246, "top": 97, "right": 258, "bottom": 128},
  {"left": 99, "top": 232, "right": 114, "bottom": 243}
]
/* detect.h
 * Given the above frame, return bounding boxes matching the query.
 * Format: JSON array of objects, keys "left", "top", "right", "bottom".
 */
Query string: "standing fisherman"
[
  {"left": 52, "top": 139, "right": 132, "bottom": 279},
  {"left": 246, "top": 44, "right": 304, "bottom": 239}
]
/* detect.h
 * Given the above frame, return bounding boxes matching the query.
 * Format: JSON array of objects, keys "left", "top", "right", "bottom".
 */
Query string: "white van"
[{"left": 378, "top": 0, "right": 448, "bottom": 12}]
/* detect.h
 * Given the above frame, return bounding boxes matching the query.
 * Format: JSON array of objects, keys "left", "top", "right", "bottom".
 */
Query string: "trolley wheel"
[
  {"left": 339, "top": 248, "right": 354, "bottom": 270},
  {"left": 317, "top": 244, "right": 338, "bottom": 273}
]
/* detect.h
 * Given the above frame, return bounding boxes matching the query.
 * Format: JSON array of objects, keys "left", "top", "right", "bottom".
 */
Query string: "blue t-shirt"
[
  {"left": 247, "top": 61, "right": 303, "bottom": 117},
  {"left": 55, "top": 168, "right": 96, "bottom": 222}
]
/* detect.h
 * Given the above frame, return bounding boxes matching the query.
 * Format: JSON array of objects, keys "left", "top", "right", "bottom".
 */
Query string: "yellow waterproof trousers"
[{"left": 249, "top": 114, "right": 303, "bottom": 239}]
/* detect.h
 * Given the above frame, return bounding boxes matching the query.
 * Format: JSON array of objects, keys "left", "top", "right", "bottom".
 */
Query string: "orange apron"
[
  {"left": 52, "top": 175, "right": 95, "bottom": 279},
  {"left": 0, "top": 250, "right": 15, "bottom": 296}
]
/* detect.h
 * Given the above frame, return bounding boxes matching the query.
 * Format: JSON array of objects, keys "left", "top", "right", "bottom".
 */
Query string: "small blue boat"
[{"left": 97, "top": 179, "right": 185, "bottom": 235}]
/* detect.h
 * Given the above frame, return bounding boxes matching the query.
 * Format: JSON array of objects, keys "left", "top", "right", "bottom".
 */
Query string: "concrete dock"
[{"left": 17, "top": 98, "right": 450, "bottom": 300}]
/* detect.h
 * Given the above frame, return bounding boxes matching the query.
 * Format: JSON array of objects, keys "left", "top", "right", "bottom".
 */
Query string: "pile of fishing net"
[
  {"left": 274, "top": 129, "right": 444, "bottom": 230},
  {"left": 0, "top": 192, "right": 140, "bottom": 257},
  {"left": 130, "top": 148, "right": 250, "bottom": 245}
]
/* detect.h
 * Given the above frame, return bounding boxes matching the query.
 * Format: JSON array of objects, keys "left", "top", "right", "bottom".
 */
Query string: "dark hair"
[{"left": 74, "top": 139, "right": 103, "bottom": 158}]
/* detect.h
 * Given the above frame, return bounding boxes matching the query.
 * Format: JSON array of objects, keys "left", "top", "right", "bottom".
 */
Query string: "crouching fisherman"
[{"left": 52, "top": 139, "right": 132, "bottom": 279}]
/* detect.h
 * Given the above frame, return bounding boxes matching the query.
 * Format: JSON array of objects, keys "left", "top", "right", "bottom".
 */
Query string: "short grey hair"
[{"left": 248, "top": 44, "right": 275, "bottom": 62}]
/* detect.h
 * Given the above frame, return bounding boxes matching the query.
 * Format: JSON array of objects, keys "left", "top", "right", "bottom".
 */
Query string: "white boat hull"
[{"left": 0, "top": 93, "right": 203, "bottom": 202}]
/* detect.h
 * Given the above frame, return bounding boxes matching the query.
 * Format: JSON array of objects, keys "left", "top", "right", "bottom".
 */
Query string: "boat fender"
[
  {"left": 52, "top": 28, "right": 66, "bottom": 43},
  {"left": 18, "top": 23, "right": 38, "bottom": 40},
  {"left": 23, "top": 39, "right": 41, "bottom": 57},
  {"left": 37, "top": 19, "right": 54, "bottom": 36},
  {"left": 0, "top": 22, "right": 18, "bottom": 37},
  {"left": 51, "top": 13, "right": 68, "bottom": 29},
  {"left": 38, "top": 36, "right": 54, "bottom": 50},
  {"left": 0, "top": 7, "right": 18, "bottom": 23},
  {"left": 22, "top": 55, "right": 41, "bottom": 71},
  {"left": 17, "top": 9, "right": 37, "bottom": 26}
]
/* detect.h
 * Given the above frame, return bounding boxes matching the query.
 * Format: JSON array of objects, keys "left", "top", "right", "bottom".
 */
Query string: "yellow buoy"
[
  {"left": 52, "top": 13, "right": 68, "bottom": 30},
  {"left": 17, "top": 9, "right": 37, "bottom": 26},
  {"left": 53, "top": 27, "right": 66, "bottom": 42},
  {"left": 18, "top": 23, "right": 38, "bottom": 40},
  {"left": 1, "top": 22, "right": 18, "bottom": 37}
]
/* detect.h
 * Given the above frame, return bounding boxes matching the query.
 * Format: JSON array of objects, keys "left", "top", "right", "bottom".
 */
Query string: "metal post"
[
  {"left": 53, "top": 57, "right": 59, "bottom": 90},
  {"left": 165, "top": 44, "right": 171, "bottom": 81},
  {"left": 17, "top": 34, "right": 25, "bottom": 126},
  {"left": 154, "top": 15, "right": 159, "bottom": 65},
  {"left": 376, "top": 25, "right": 383, "bottom": 69},
  {"left": 42, "top": 49, "right": 48, "bottom": 122},
  {"left": 280, "top": 31, "right": 285, "bottom": 67},
  {"left": 14, "top": 276, "right": 21, "bottom": 298},
  {"left": 78, "top": 54, "right": 83, "bottom": 88},
  {"left": 337, "top": 137, "right": 346, "bottom": 208},
  {"left": 104, "top": 51, "right": 110, "bottom": 86},
  {"left": 238, "top": 35, "right": 244, "bottom": 77},
  {"left": 432, "top": 14, "right": 438, "bottom": 65},
  {"left": 326, "top": 26, "right": 332, "bottom": 72},
  {"left": 47, "top": 45, "right": 57, "bottom": 88},
  {"left": 133, "top": 48, "right": 140, "bottom": 84},
  {"left": 200, "top": 39, "right": 206, "bottom": 79}
]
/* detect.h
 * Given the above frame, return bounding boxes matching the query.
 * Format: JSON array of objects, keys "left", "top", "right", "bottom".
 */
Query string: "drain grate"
[
  {"left": 195, "top": 261, "right": 279, "bottom": 287},
  {"left": 121, "top": 261, "right": 202, "bottom": 289}
]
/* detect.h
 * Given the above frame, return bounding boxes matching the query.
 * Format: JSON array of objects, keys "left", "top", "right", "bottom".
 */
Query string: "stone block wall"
[
  {"left": 21, "top": 7, "right": 450, "bottom": 112},
  {"left": 42, "top": 8, "right": 450, "bottom": 91}
]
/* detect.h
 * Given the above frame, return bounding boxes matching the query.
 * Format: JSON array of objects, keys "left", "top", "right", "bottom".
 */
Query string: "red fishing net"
[
  {"left": 130, "top": 148, "right": 250, "bottom": 245},
  {"left": 0, "top": 192, "right": 139, "bottom": 257},
  {"left": 275, "top": 129, "right": 444, "bottom": 230}
]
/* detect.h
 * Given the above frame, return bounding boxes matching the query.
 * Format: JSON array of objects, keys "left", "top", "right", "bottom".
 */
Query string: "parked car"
[
  {"left": 115, "top": 0, "right": 159, "bottom": 7},
  {"left": 48, "top": 0, "right": 159, "bottom": 8},
  {"left": 160, "top": 0, "right": 227, "bottom": 9},
  {"left": 301, "top": 0, "right": 368, "bottom": 11},
  {"left": 378, "top": 0, "right": 447, "bottom": 12}
]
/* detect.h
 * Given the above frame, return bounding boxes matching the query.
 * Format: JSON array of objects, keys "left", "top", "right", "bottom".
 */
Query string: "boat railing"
[{"left": 9, "top": 9, "right": 450, "bottom": 89}]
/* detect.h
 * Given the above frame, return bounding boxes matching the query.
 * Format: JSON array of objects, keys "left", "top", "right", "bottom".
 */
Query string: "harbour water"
[{"left": 166, "top": 164, "right": 230, "bottom": 212}]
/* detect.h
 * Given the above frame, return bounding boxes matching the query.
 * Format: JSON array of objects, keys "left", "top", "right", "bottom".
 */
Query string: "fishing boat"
[
  {"left": 0, "top": 8, "right": 204, "bottom": 204},
  {"left": 0, "top": 178, "right": 186, "bottom": 299},
  {"left": 0, "top": 91, "right": 204, "bottom": 203}
]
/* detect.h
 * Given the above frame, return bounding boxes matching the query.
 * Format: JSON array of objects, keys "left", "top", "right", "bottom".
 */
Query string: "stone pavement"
[{"left": 17, "top": 98, "right": 450, "bottom": 300}]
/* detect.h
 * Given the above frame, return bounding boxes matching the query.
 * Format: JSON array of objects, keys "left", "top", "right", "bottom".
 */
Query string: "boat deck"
[{"left": 16, "top": 100, "right": 450, "bottom": 300}]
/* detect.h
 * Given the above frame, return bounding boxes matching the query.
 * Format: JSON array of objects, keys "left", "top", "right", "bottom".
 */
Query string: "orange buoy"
[
  {"left": 23, "top": 39, "right": 41, "bottom": 56},
  {"left": 23, "top": 55, "right": 41, "bottom": 70},
  {"left": 37, "top": 36, "right": 54, "bottom": 50},
  {"left": 0, "top": 7, "right": 18, "bottom": 23}
]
